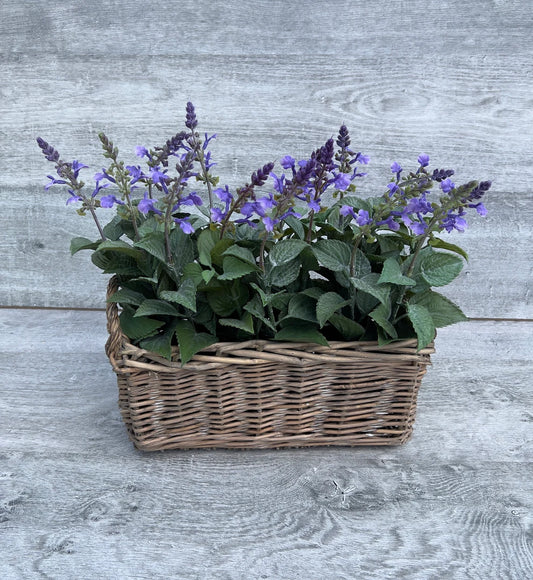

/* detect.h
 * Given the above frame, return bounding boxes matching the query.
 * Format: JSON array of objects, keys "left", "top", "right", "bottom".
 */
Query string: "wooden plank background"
[{"left": 1, "top": 1, "right": 532, "bottom": 578}]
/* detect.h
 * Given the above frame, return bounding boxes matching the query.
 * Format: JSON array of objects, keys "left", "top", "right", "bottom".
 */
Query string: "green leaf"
[
  {"left": 369, "top": 303, "right": 398, "bottom": 339},
  {"left": 301, "top": 287, "right": 326, "bottom": 300},
  {"left": 328, "top": 314, "right": 365, "bottom": 340},
  {"left": 102, "top": 215, "right": 126, "bottom": 240},
  {"left": 311, "top": 239, "right": 352, "bottom": 272},
  {"left": 197, "top": 229, "right": 218, "bottom": 267},
  {"left": 97, "top": 239, "right": 145, "bottom": 259},
  {"left": 175, "top": 320, "right": 217, "bottom": 365},
  {"left": 169, "top": 227, "right": 196, "bottom": 274},
  {"left": 243, "top": 295, "right": 277, "bottom": 332},
  {"left": 407, "top": 303, "right": 436, "bottom": 350},
  {"left": 219, "top": 312, "right": 255, "bottom": 335},
  {"left": 410, "top": 290, "right": 468, "bottom": 328},
  {"left": 182, "top": 262, "right": 204, "bottom": 286},
  {"left": 429, "top": 237, "right": 469, "bottom": 261},
  {"left": 134, "top": 299, "right": 180, "bottom": 318},
  {"left": 160, "top": 278, "right": 197, "bottom": 312},
  {"left": 218, "top": 256, "right": 257, "bottom": 280},
  {"left": 269, "top": 239, "right": 308, "bottom": 267},
  {"left": 284, "top": 215, "right": 305, "bottom": 240},
  {"left": 284, "top": 294, "right": 318, "bottom": 324},
  {"left": 420, "top": 252, "right": 464, "bottom": 287},
  {"left": 222, "top": 244, "right": 258, "bottom": 267},
  {"left": 139, "top": 328, "right": 175, "bottom": 360},
  {"left": 210, "top": 238, "right": 235, "bottom": 268},
  {"left": 91, "top": 251, "right": 142, "bottom": 276},
  {"left": 274, "top": 323, "right": 329, "bottom": 347},
  {"left": 336, "top": 195, "right": 372, "bottom": 213},
  {"left": 107, "top": 287, "right": 145, "bottom": 306},
  {"left": 378, "top": 257, "right": 416, "bottom": 286},
  {"left": 351, "top": 249, "right": 372, "bottom": 278},
  {"left": 119, "top": 307, "right": 165, "bottom": 340},
  {"left": 316, "top": 292, "right": 350, "bottom": 328},
  {"left": 70, "top": 237, "right": 100, "bottom": 255},
  {"left": 350, "top": 273, "right": 390, "bottom": 305},
  {"left": 134, "top": 231, "right": 167, "bottom": 263},
  {"left": 268, "top": 257, "right": 301, "bottom": 287}
]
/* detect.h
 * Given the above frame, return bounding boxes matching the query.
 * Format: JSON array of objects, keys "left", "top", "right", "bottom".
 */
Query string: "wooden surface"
[
  {"left": 1, "top": 1, "right": 532, "bottom": 578},
  {"left": 1, "top": 312, "right": 532, "bottom": 579},
  {"left": 1, "top": 0, "right": 532, "bottom": 316}
]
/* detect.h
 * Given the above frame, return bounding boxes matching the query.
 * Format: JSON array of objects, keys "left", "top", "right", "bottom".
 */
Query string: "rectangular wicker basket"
[{"left": 105, "top": 280, "right": 434, "bottom": 451}]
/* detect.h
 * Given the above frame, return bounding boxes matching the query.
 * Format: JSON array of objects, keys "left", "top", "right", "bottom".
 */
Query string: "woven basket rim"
[{"left": 105, "top": 276, "right": 434, "bottom": 373}]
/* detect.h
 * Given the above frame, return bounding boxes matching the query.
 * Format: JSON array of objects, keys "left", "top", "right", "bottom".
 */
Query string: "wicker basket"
[{"left": 105, "top": 278, "right": 434, "bottom": 451}]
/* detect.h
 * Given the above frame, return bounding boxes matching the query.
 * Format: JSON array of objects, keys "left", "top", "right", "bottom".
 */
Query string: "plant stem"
[
  {"left": 88, "top": 204, "right": 106, "bottom": 240},
  {"left": 190, "top": 131, "right": 214, "bottom": 211},
  {"left": 349, "top": 235, "right": 363, "bottom": 277}
]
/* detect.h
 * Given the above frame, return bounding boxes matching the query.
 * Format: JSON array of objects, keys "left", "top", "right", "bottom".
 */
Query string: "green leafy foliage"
[{"left": 43, "top": 108, "right": 488, "bottom": 360}]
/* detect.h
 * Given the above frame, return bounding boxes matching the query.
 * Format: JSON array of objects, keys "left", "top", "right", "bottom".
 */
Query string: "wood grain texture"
[
  {"left": 0, "top": 311, "right": 532, "bottom": 578},
  {"left": 1, "top": 0, "right": 532, "bottom": 314}
]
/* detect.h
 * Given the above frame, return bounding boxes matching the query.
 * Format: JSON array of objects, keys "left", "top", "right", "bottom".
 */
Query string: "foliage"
[{"left": 37, "top": 104, "right": 491, "bottom": 363}]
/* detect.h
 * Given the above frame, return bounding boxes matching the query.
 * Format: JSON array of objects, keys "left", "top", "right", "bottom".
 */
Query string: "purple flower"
[
  {"left": 150, "top": 167, "right": 169, "bottom": 185},
  {"left": 126, "top": 165, "right": 148, "bottom": 185},
  {"left": 333, "top": 172, "right": 351, "bottom": 191},
  {"left": 307, "top": 199, "right": 321, "bottom": 212},
  {"left": 263, "top": 217, "right": 275, "bottom": 232},
  {"left": 469, "top": 202, "right": 488, "bottom": 216},
  {"left": 138, "top": 192, "right": 162, "bottom": 215},
  {"left": 203, "top": 133, "right": 217, "bottom": 150},
  {"left": 355, "top": 209, "right": 372, "bottom": 226},
  {"left": 100, "top": 194, "right": 125, "bottom": 208},
  {"left": 340, "top": 205, "right": 355, "bottom": 218},
  {"left": 135, "top": 146, "right": 150, "bottom": 158},
  {"left": 391, "top": 162, "right": 403, "bottom": 175},
  {"left": 66, "top": 193, "right": 82, "bottom": 205},
  {"left": 94, "top": 169, "right": 116, "bottom": 184},
  {"left": 211, "top": 207, "right": 226, "bottom": 223},
  {"left": 405, "top": 194, "right": 432, "bottom": 215},
  {"left": 377, "top": 216, "right": 400, "bottom": 231},
  {"left": 180, "top": 192, "right": 203, "bottom": 206},
  {"left": 280, "top": 155, "right": 296, "bottom": 170},
  {"left": 355, "top": 153, "right": 370, "bottom": 165},
  {"left": 440, "top": 178, "right": 455, "bottom": 193},
  {"left": 418, "top": 154, "right": 430, "bottom": 167},
  {"left": 175, "top": 217, "right": 194, "bottom": 234},
  {"left": 387, "top": 182, "right": 400, "bottom": 196},
  {"left": 185, "top": 102, "right": 198, "bottom": 130},
  {"left": 440, "top": 209, "right": 467, "bottom": 233},
  {"left": 91, "top": 181, "right": 110, "bottom": 198},
  {"left": 71, "top": 160, "right": 89, "bottom": 178},
  {"left": 270, "top": 172, "right": 285, "bottom": 193},
  {"left": 214, "top": 185, "right": 233, "bottom": 203},
  {"left": 45, "top": 175, "right": 67, "bottom": 190},
  {"left": 37, "top": 137, "right": 60, "bottom": 163}
]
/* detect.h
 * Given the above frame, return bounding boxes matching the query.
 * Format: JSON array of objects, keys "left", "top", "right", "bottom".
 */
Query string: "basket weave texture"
[{"left": 105, "top": 278, "right": 434, "bottom": 451}]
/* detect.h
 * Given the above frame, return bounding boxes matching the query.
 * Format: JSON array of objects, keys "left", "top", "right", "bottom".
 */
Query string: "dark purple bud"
[
  {"left": 251, "top": 162, "right": 275, "bottom": 187},
  {"left": 336, "top": 125, "right": 350, "bottom": 150},
  {"left": 294, "top": 158, "right": 316, "bottom": 186},
  {"left": 37, "top": 137, "right": 60, "bottom": 163},
  {"left": 431, "top": 168, "right": 455, "bottom": 182},
  {"left": 316, "top": 138, "right": 335, "bottom": 168},
  {"left": 185, "top": 102, "right": 198, "bottom": 130}
]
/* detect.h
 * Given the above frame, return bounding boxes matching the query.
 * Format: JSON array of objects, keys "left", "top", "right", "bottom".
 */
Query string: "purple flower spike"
[
  {"left": 37, "top": 137, "right": 60, "bottom": 163},
  {"left": 185, "top": 102, "right": 198, "bottom": 130}
]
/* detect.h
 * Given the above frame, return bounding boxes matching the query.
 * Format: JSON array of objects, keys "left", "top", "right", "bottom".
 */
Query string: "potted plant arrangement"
[{"left": 37, "top": 103, "right": 491, "bottom": 450}]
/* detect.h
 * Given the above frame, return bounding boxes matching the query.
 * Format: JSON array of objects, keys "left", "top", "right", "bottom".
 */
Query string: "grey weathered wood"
[
  {"left": 1, "top": 0, "right": 532, "bottom": 315},
  {"left": 1, "top": 311, "right": 532, "bottom": 578}
]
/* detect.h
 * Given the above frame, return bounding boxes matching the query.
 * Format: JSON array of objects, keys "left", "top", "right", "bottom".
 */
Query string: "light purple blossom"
[
  {"left": 100, "top": 194, "right": 125, "bottom": 208},
  {"left": 355, "top": 153, "right": 370, "bottom": 165},
  {"left": 270, "top": 172, "right": 285, "bottom": 193},
  {"left": 175, "top": 217, "right": 194, "bottom": 234},
  {"left": 307, "top": 199, "right": 321, "bottom": 212},
  {"left": 45, "top": 175, "right": 67, "bottom": 190},
  {"left": 469, "top": 202, "right": 487, "bottom": 216},
  {"left": 391, "top": 162, "right": 402, "bottom": 175},
  {"left": 180, "top": 192, "right": 203, "bottom": 206},
  {"left": 418, "top": 153, "right": 430, "bottom": 167},
  {"left": 340, "top": 205, "right": 372, "bottom": 226},
  {"left": 376, "top": 216, "right": 400, "bottom": 231},
  {"left": 71, "top": 160, "right": 89, "bottom": 178},
  {"left": 135, "top": 146, "right": 150, "bottom": 158},
  {"left": 440, "top": 178, "right": 455, "bottom": 193},
  {"left": 333, "top": 172, "right": 351, "bottom": 191},
  {"left": 214, "top": 185, "right": 233, "bottom": 203},
  {"left": 66, "top": 192, "right": 82, "bottom": 205},
  {"left": 211, "top": 207, "right": 226, "bottom": 223},
  {"left": 280, "top": 155, "right": 296, "bottom": 170},
  {"left": 387, "top": 182, "right": 400, "bottom": 196},
  {"left": 138, "top": 192, "right": 162, "bottom": 215}
]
